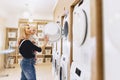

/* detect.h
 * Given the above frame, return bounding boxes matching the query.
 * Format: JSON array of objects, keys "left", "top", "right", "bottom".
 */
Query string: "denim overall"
[{"left": 19, "top": 40, "right": 36, "bottom": 80}]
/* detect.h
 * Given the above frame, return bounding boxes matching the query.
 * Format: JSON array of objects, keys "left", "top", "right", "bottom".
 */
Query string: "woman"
[
  {"left": 17, "top": 24, "right": 48, "bottom": 80},
  {"left": 29, "top": 26, "right": 38, "bottom": 63}
]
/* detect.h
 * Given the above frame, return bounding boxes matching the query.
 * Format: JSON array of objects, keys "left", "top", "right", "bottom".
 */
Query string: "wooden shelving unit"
[{"left": 5, "top": 27, "right": 18, "bottom": 67}]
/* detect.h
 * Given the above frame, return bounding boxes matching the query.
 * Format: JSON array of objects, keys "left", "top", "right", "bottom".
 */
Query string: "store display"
[{"left": 8, "top": 32, "right": 16, "bottom": 38}]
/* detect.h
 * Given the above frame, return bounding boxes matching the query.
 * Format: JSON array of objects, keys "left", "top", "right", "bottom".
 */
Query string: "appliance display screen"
[{"left": 75, "top": 67, "right": 81, "bottom": 77}]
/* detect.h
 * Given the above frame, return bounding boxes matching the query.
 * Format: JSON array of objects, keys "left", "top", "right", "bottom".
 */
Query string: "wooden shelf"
[
  {"left": 45, "top": 47, "right": 52, "bottom": 49},
  {"left": 5, "top": 27, "right": 18, "bottom": 65},
  {"left": 38, "top": 38, "right": 44, "bottom": 41},
  {"left": 37, "top": 55, "right": 44, "bottom": 58},
  {"left": 8, "top": 56, "right": 16, "bottom": 58},
  {"left": 38, "top": 30, "right": 43, "bottom": 33}
]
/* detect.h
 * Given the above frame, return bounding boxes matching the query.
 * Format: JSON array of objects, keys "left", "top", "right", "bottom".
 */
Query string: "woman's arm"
[{"left": 41, "top": 35, "right": 49, "bottom": 52}]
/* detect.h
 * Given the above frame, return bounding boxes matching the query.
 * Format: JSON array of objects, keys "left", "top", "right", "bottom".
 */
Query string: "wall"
[
  {"left": 0, "top": 18, "right": 6, "bottom": 71},
  {"left": 5, "top": 14, "right": 54, "bottom": 28},
  {"left": 103, "top": 0, "right": 120, "bottom": 80},
  {"left": 54, "top": 0, "right": 76, "bottom": 22}
]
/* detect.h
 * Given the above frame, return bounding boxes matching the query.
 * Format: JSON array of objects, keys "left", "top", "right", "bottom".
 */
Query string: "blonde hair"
[{"left": 17, "top": 24, "right": 29, "bottom": 45}]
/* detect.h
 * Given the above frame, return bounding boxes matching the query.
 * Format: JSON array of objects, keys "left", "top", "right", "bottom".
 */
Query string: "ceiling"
[{"left": 0, "top": 0, "right": 58, "bottom": 27}]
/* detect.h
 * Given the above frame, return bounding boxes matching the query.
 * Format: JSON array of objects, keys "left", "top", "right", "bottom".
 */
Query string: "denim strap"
[{"left": 19, "top": 39, "right": 26, "bottom": 48}]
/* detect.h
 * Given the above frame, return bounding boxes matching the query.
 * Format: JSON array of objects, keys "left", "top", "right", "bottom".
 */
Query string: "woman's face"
[
  {"left": 25, "top": 26, "right": 32, "bottom": 35},
  {"left": 31, "top": 27, "right": 37, "bottom": 35}
]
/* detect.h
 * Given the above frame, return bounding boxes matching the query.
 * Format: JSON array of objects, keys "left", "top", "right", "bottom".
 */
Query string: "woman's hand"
[
  {"left": 41, "top": 35, "right": 49, "bottom": 52},
  {"left": 44, "top": 35, "right": 49, "bottom": 44}
]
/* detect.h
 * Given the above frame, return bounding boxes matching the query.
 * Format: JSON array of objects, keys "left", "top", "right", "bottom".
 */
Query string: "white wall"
[
  {"left": 5, "top": 13, "right": 54, "bottom": 28},
  {"left": 0, "top": 26, "right": 6, "bottom": 50},
  {"left": 103, "top": 0, "right": 120, "bottom": 80},
  {"left": 0, "top": 18, "right": 6, "bottom": 70}
]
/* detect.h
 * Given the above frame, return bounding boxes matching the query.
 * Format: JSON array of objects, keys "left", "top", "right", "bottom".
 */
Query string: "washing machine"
[
  {"left": 59, "top": 40, "right": 70, "bottom": 80},
  {"left": 55, "top": 35, "right": 62, "bottom": 75},
  {"left": 70, "top": 62, "right": 86, "bottom": 80},
  {"left": 59, "top": 54, "right": 70, "bottom": 80},
  {"left": 52, "top": 48, "right": 57, "bottom": 76},
  {"left": 55, "top": 51, "right": 61, "bottom": 76},
  {"left": 72, "top": 0, "right": 89, "bottom": 63},
  {"left": 72, "top": 0, "right": 91, "bottom": 80},
  {"left": 73, "top": 1, "right": 88, "bottom": 47},
  {"left": 52, "top": 49, "right": 61, "bottom": 77},
  {"left": 58, "top": 13, "right": 71, "bottom": 80},
  {"left": 62, "top": 13, "right": 69, "bottom": 40},
  {"left": 62, "top": 14, "right": 70, "bottom": 55},
  {"left": 62, "top": 13, "right": 70, "bottom": 57}
]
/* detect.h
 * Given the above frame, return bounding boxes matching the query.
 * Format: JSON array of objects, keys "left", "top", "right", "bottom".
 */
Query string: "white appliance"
[
  {"left": 57, "top": 14, "right": 71, "bottom": 80},
  {"left": 62, "top": 14, "right": 70, "bottom": 55},
  {"left": 52, "top": 49, "right": 61, "bottom": 78},
  {"left": 55, "top": 51, "right": 61, "bottom": 76},
  {"left": 73, "top": 1, "right": 88, "bottom": 48},
  {"left": 52, "top": 49, "right": 57, "bottom": 76},
  {"left": 55, "top": 35, "right": 62, "bottom": 75},
  {"left": 72, "top": 0, "right": 91, "bottom": 80},
  {"left": 72, "top": 0, "right": 89, "bottom": 64},
  {"left": 59, "top": 54, "right": 70, "bottom": 80},
  {"left": 70, "top": 62, "right": 86, "bottom": 80},
  {"left": 62, "top": 14, "right": 69, "bottom": 40}
]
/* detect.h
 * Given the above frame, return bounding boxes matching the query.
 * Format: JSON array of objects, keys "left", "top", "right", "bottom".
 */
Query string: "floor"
[{"left": 0, "top": 63, "right": 55, "bottom": 80}]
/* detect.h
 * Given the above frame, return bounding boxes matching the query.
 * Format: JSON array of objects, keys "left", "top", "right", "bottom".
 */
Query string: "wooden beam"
[
  {"left": 69, "top": 6, "right": 74, "bottom": 66},
  {"left": 71, "top": 0, "right": 80, "bottom": 6},
  {"left": 96, "top": 0, "right": 104, "bottom": 80},
  {"left": 60, "top": 16, "right": 64, "bottom": 56},
  {"left": 69, "top": 0, "right": 83, "bottom": 66},
  {"left": 69, "top": 0, "right": 81, "bottom": 66}
]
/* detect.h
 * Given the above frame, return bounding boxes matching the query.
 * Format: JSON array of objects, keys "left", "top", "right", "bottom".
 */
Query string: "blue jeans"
[{"left": 20, "top": 58, "right": 36, "bottom": 80}]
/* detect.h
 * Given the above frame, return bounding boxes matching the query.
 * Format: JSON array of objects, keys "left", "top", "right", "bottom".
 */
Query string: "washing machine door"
[
  {"left": 63, "top": 21, "right": 68, "bottom": 38},
  {"left": 44, "top": 22, "right": 61, "bottom": 42},
  {"left": 60, "top": 67, "right": 63, "bottom": 80},
  {"left": 73, "top": 4, "right": 88, "bottom": 46},
  {"left": 63, "top": 16, "right": 69, "bottom": 39},
  {"left": 60, "top": 65, "right": 66, "bottom": 80}
]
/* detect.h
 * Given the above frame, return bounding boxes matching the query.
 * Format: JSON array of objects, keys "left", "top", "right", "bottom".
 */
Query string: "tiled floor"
[{"left": 0, "top": 63, "right": 54, "bottom": 80}]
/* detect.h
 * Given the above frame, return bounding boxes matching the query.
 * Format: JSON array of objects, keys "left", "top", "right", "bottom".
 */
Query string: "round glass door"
[{"left": 43, "top": 22, "right": 61, "bottom": 42}]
